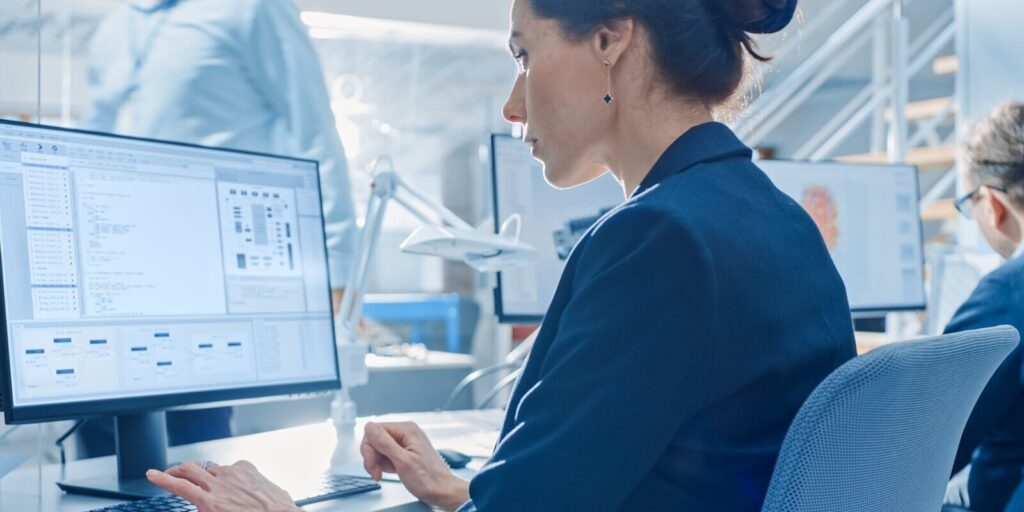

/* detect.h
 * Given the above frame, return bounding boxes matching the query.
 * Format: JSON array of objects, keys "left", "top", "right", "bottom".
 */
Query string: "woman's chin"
[
  {"left": 542, "top": 167, "right": 576, "bottom": 190},
  {"left": 543, "top": 163, "right": 610, "bottom": 190}
]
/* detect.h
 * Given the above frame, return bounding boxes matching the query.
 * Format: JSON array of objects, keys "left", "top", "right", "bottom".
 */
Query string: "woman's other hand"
[{"left": 360, "top": 421, "right": 470, "bottom": 512}]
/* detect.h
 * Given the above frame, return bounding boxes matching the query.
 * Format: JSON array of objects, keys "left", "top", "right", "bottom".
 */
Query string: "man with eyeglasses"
[{"left": 944, "top": 101, "right": 1024, "bottom": 512}]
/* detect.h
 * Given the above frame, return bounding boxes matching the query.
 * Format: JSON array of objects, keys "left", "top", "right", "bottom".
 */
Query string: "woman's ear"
[{"left": 590, "top": 18, "right": 634, "bottom": 66}]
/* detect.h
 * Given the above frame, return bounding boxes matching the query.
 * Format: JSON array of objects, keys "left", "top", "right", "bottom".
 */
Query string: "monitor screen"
[
  {"left": 0, "top": 121, "right": 340, "bottom": 423},
  {"left": 490, "top": 134, "right": 624, "bottom": 323},
  {"left": 758, "top": 160, "right": 926, "bottom": 313}
]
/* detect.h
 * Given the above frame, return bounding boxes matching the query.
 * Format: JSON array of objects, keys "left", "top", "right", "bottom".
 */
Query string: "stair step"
[
  {"left": 837, "top": 146, "right": 956, "bottom": 171},
  {"left": 884, "top": 97, "right": 955, "bottom": 123},
  {"left": 921, "top": 198, "right": 957, "bottom": 222},
  {"left": 933, "top": 55, "right": 959, "bottom": 76}
]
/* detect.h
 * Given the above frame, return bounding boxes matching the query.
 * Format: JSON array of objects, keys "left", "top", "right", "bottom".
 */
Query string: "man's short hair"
[{"left": 963, "top": 101, "right": 1024, "bottom": 208}]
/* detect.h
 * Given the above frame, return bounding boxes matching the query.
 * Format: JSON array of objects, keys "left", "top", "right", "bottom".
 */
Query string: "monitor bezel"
[
  {"left": 490, "top": 134, "right": 546, "bottom": 325},
  {"left": 759, "top": 158, "right": 929, "bottom": 314},
  {"left": 0, "top": 119, "right": 342, "bottom": 424}
]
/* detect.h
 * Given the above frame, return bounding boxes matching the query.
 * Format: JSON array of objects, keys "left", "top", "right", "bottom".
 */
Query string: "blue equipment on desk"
[{"left": 364, "top": 294, "right": 461, "bottom": 353}]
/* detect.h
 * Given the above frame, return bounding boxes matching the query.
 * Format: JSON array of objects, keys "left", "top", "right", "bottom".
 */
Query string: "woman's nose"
[{"left": 503, "top": 74, "right": 526, "bottom": 124}]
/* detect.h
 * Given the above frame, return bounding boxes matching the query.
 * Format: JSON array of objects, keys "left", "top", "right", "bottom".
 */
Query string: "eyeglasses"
[{"left": 954, "top": 184, "right": 1008, "bottom": 220}]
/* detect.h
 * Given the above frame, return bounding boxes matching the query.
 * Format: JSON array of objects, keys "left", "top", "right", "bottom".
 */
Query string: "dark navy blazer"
[
  {"left": 947, "top": 256, "right": 1024, "bottom": 512},
  {"left": 466, "top": 123, "right": 857, "bottom": 511}
]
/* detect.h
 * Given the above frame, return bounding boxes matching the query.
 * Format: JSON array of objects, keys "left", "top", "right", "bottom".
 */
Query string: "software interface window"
[
  {"left": 759, "top": 161, "right": 926, "bottom": 311},
  {"left": 0, "top": 124, "right": 337, "bottom": 408}
]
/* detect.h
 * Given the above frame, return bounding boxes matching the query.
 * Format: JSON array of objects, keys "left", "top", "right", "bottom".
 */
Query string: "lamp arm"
[
  {"left": 390, "top": 172, "right": 475, "bottom": 230},
  {"left": 338, "top": 183, "right": 391, "bottom": 339},
  {"left": 337, "top": 165, "right": 483, "bottom": 341}
]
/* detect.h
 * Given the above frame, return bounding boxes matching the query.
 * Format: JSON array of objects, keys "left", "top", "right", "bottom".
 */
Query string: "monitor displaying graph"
[{"left": 0, "top": 121, "right": 339, "bottom": 421}]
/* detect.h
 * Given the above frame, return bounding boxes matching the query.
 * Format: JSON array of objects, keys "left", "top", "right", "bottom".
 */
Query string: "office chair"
[
  {"left": 443, "top": 329, "right": 537, "bottom": 410},
  {"left": 761, "top": 326, "right": 1020, "bottom": 512}
]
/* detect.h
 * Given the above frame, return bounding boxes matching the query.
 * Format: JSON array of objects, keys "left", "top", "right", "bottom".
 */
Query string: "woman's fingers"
[
  {"left": 361, "top": 425, "right": 398, "bottom": 478},
  {"left": 166, "top": 462, "right": 217, "bottom": 491},
  {"left": 360, "top": 435, "right": 383, "bottom": 480},
  {"left": 146, "top": 469, "right": 209, "bottom": 507},
  {"left": 363, "top": 423, "right": 412, "bottom": 470}
]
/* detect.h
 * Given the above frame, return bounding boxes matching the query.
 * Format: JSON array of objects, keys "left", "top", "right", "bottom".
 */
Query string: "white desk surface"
[
  {"left": 366, "top": 352, "right": 476, "bottom": 372},
  {"left": 0, "top": 409, "right": 504, "bottom": 512}
]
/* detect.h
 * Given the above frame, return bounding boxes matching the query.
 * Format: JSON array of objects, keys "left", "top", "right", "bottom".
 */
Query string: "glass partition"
[{"left": 1, "top": 2, "right": 514, "bottom": 294}]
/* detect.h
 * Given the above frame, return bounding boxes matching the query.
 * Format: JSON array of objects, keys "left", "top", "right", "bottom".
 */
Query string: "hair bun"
[{"left": 720, "top": 0, "right": 798, "bottom": 35}]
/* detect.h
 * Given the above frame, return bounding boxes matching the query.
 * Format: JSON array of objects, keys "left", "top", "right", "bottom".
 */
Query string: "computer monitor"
[
  {"left": 490, "top": 134, "right": 624, "bottom": 323},
  {"left": 925, "top": 246, "right": 1002, "bottom": 335},
  {"left": 0, "top": 120, "right": 340, "bottom": 498},
  {"left": 490, "top": 138, "right": 927, "bottom": 320},
  {"left": 758, "top": 160, "right": 927, "bottom": 313}
]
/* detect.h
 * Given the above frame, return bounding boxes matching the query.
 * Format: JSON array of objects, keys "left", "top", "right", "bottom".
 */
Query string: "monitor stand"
[{"left": 57, "top": 411, "right": 172, "bottom": 500}]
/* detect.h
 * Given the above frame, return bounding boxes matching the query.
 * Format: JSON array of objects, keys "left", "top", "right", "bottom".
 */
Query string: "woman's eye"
[{"left": 513, "top": 50, "right": 528, "bottom": 70}]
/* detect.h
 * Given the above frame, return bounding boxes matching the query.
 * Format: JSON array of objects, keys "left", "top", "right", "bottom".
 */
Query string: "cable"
[
  {"left": 36, "top": 423, "right": 42, "bottom": 498},
  {"left": 55, "top": 419, "right": 86, "bottom": 466},
  {"left": 0, "top": 425, "right": 21, "bottom": 444}
]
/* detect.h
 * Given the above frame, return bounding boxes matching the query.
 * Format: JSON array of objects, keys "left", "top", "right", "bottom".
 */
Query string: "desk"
[
  {"left": 234, "top": 352, "right": 477, "bottom": 435},
  {"left": 351, "top": 352, "right": 477, "bottom": 415},
  {"left": 0, "top": 410, "right": 504, "bottom": 512},
  {"left": 855, "top": 331, "right": 927, "bottom": 355},
  {"left": 856, "top": 331, "right": 894, "bottom": 355}
]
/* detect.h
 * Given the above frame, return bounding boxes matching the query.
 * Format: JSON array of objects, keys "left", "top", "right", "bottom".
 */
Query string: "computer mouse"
[{"left": 437, "top": 448, "right": 472, "bottom": 470}]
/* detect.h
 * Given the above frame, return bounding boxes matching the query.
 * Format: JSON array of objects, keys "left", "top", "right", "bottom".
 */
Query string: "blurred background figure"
[
  {"left": 945, "top": 101, "right": 1024, "bottom": 512},
  {"left": 77, "top": 0, "right": 357, "bottom": 454}
]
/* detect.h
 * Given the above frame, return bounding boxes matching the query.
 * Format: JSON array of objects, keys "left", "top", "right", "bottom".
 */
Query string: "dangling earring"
[{"left": 603, "top": 61, "right": 614, "bottom": 105}]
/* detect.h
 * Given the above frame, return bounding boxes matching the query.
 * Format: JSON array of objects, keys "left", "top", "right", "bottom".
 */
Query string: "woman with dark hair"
[{"left": 147, "top": 1, "right": 857, "bottom": 511}]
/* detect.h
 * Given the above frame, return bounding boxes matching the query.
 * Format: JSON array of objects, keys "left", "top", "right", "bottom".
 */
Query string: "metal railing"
[
  {"left": 736, "top": 0, "right": 898, "bottom": 143},
  {"left": 737, "top": 0, "right": 955, "bottom": 164}
]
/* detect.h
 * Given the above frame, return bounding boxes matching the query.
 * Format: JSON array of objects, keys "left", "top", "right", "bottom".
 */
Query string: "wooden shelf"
[
  {"left": 921, "top": 198, "right": 957, "bottom": 223},
  {"left": 933, "top": 55, "right": 959, "bottom": 76},
  {"left": 837, "top": 145, "right": 956, "bottom": 171},
  {"left": 884, "top": 97, "right": 955, "bottom": 123}
]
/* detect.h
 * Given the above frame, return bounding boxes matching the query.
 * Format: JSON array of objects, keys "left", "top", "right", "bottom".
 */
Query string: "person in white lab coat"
[{"left": 78, "top": 0, "right": 357, "bottom": 449}]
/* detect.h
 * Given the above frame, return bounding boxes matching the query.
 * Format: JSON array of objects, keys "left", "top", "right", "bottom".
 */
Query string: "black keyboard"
[{"left": 88, "top": 474, "right": 381, "bottom": 511}]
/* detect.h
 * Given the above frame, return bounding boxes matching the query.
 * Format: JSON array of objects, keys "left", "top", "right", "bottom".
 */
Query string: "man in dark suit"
[{"left": 946, "top": 101, "right": 1024, "bottom": 512}]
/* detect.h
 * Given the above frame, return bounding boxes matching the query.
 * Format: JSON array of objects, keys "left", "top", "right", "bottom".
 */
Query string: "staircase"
[{"left": 736, "top": 0, "right": 961, "bottom": 243}]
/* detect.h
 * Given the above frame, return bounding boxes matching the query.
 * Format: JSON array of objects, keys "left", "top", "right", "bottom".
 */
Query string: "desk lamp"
[{"left": 330, "top": 157, "right": 535, "bottom": 432}]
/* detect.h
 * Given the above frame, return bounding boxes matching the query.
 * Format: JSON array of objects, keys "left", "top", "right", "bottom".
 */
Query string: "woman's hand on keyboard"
[{"left": 147, "top": 460, "right": 299, "bottom": 512}]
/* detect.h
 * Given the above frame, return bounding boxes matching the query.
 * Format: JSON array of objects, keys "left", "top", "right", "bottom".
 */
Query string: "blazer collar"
[{"left": 633, "top": 122, "right": 752, "bottom": 197}]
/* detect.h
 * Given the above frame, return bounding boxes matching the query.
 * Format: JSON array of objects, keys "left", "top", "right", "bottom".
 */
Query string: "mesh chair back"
[{"left": 762, "top": 326, "right": 1020, "bottom": 512}]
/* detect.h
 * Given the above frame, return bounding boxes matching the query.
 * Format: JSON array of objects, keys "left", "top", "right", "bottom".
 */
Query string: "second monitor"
[
  {"left": 758, "top": 160, "right": 926, "bottom": 313},
  {"left": 491, "top": 134, "right": 926, "bottom": 321}
]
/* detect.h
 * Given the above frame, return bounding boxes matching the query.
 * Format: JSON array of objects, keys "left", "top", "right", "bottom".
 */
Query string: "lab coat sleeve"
[
  {"left": 944, "top": 273, "right": 1022, "bottom": 475},
  {"left": 467, "top": 204, "right": 717, "bottom": 511},
  {"left": 81, "top": 14, "right": 123, "bottom": 132},
  {"left": 245, "top": 0, "right": 357, "bottom": 289}
]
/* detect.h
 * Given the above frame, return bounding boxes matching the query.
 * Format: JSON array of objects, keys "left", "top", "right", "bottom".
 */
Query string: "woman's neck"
[{"left": 605, "top": 97, "right": 713, "bottom": 196}]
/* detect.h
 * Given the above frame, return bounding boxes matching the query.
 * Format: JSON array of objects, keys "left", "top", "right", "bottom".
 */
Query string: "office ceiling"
[{"left": 0, "top": 0, "right": 954, "bottom": 104}]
